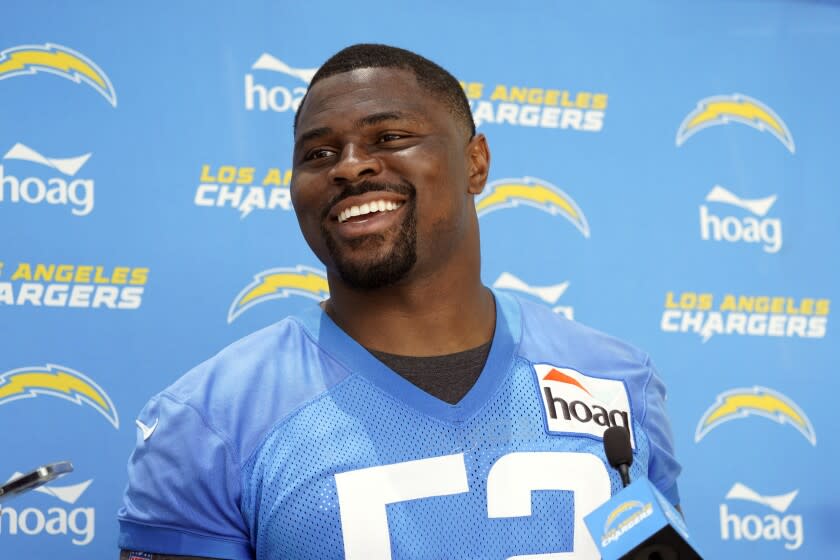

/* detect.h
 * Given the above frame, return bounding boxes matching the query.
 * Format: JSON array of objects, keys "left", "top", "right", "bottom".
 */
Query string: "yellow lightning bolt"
[
  {"left": 476, "top": 183, "right": 581, "bottom": 221},
  {"left": 238, "top": 271, "right": 329, "bottom": 308},
  {"left": 704, "top": 393, "right": 806, "bottom": 430},
  {"left": 0, "top": 45, "right": 116, "bottom": 106},
  {"left": 0, "top": 369, "right": 116, "bottom": 426},
  {"left": 605, "top": 501, "right": 643, "bottom": 530},
  {"left": 687, "top": 99, "right": 785, "bottom": 138}
]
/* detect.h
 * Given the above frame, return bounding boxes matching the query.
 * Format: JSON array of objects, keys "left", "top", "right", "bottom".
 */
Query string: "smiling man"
[{"left": 118, "top": 44, "right": 681, "bottom": 559}]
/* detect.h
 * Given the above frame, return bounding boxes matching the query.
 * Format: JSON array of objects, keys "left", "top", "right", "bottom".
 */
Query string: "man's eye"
[
  {"left": 305, "top": 149, "right": 335, "bottom": 161},
  {"left": 378, "top": 133, "right": 404, "bottom": 143}
]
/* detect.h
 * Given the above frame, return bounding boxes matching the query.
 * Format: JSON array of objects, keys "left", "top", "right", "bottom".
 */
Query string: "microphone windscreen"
[{"left": 603, "top": 425, "right": 633, "bottom": 468}]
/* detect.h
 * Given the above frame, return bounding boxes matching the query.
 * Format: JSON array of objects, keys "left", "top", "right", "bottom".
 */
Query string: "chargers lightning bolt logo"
[
  {"left": 604, "top": 501, "right": 645, "bottom": 532},
  {"left": 0, "top": 43, "right": 117, "bottom": 106},
  {"left": 676, "top": 94, "right": 794, "bottom": 153},
  {"left": 695, "top": 386, "right": 815, "bottom": 445},
  {"left": 475, "top": 177, "right": 590, "bottom": 237},
  {"left": 228, "top": 265, "right": 329, "bottom": 323},
  {"left": 0, "top": 364, "right": 119, "bottom": 428}
]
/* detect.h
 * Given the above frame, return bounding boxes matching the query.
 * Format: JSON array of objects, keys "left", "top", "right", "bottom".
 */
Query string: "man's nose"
[{"left": 328, "top": 143, "right": 382, "bottom": 184}]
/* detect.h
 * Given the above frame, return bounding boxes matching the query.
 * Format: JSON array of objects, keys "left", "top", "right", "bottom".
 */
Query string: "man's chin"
[
  {"left": 342, "top": 232, "right": 390, "bottom": 251},
  {"left": 331, "top": 252, "right": 416, "bottom": 291},
  {"left": 322, "top": 198, "right": 417, "bottom": 290}
]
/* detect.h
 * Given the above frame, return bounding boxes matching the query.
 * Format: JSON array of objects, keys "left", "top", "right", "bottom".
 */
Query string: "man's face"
[{"left": 291, "top": 67, "right": 483, "bottom": 290}]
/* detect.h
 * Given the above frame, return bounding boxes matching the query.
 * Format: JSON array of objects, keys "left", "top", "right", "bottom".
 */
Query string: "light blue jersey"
[{"left": 118, "top": 291, "right": 681, "bottom": 559}]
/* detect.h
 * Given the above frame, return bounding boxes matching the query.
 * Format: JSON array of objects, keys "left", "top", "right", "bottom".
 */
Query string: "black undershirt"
[{"left": 367, "top": 340, "right": 493, "bottom": 404}]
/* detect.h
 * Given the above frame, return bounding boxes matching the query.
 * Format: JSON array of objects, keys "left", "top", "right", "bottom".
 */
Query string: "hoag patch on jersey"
[{"left": 533, "top": 364, "right": 635, "bottom": 448}]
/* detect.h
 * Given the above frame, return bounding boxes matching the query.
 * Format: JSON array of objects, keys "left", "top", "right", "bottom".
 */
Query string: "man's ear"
[{"left": 466, "top": 134, "right": 490, "bottom": 195}]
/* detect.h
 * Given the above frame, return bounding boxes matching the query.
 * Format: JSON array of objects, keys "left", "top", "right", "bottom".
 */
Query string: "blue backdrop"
[{"left": 1, "top": 1, "right": 837, "bottom": 557}]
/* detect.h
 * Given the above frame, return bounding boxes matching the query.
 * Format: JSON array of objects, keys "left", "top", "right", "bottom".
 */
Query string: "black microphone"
[
  {"left": 583, "top": 425, "right": 705, "bottom": 559},
  {"left": 603, "top": 425, "right": 633, "bottom": 488}
]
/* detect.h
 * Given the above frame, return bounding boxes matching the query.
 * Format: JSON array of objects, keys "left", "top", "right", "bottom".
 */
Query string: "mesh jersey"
[{"left": 118, "top": 291, "right": 681, "bottom": 559}]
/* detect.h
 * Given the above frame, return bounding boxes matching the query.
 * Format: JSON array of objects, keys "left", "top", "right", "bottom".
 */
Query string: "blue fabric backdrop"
[{"left": 1, "top": 1, "right": 837, "bottom": 557}]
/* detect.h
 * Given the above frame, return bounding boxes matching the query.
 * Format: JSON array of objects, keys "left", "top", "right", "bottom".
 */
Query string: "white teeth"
[{"left": 337, "top": 199, "right": 403, "bottom": 223}]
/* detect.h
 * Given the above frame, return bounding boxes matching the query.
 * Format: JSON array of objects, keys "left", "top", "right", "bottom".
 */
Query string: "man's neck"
[{"left": 323, "top": 275, "right": 495, "bottom": 357}]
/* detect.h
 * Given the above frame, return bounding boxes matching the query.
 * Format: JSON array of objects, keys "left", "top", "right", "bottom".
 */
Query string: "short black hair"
[{"left": 294, "top": 43, "right": 475, "bottom": 138}]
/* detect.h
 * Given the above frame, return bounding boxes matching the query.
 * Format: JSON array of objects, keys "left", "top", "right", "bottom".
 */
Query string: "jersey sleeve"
[
  {"left": 641, "top": 358, "right": 682, "bottom": 505},
  {"left": 118, "top": 393, "right": 253, "bottom": 559}
]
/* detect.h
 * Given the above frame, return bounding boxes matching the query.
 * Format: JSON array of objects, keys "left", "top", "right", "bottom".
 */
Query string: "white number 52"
[{"left": 335, "top": 451, "right": 611, "bottom": 559}]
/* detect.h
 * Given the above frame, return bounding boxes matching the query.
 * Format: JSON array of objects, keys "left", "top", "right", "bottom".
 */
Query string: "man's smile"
[
  {"left": 329, "top": 197, "right": 410, "bottom": 240},
  {"left": 329, "top": 189, "right": 408, "bottom": 223},
  {"left": 337, "top": 199, "right": 404, "bottom": 224},
  {"left": 321, "top": 183, "right": 414, "bottom": 241}
]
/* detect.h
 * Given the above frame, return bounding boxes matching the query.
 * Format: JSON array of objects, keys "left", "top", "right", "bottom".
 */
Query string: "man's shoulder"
[
  {"left": 143, "top": 311, "right": 352, "bottom": 459},
  {"left": 515, "top": 296, "right": 649, "bottom": 375},
  {"left": 163, "top": 315, "right": 312, "bottom": 400},
  {"left": 514, "top": 296, "right": 663, "bottom": 436}
]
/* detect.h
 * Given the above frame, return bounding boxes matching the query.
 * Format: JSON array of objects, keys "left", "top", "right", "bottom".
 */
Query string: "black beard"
[{"left": 321, "top": 181, "right": 417, "bottom": 290}]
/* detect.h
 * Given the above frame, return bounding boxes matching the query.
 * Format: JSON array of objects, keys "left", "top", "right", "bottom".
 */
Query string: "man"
[{"left": 119, "top": 44, "right": 681, "bottom": 559}]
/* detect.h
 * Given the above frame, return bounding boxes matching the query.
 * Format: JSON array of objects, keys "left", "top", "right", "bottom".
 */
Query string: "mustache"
[{"left": 322, "top": 180, "right": 416, "bottom": 220}]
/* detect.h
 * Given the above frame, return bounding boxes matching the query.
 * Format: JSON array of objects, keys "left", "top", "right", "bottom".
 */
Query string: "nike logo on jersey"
[
  {"left": 533, "top": 364, "right": 636, "bottom": 448},
  {"left": 135, "top": 418, "right": 158, "bottom": 441}
]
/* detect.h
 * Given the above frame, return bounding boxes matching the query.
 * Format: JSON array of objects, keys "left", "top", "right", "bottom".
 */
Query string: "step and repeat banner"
[{"left": 1, "top": 1, "right": 837, "bottom": 558}]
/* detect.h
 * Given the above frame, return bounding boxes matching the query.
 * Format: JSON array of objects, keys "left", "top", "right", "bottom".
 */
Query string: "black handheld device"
[{"left": 0, "top": 461, "right": 74, "bottom": 503}]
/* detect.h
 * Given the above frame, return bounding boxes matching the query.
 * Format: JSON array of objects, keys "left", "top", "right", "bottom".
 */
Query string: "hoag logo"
[
  {"left": 0, "top": 143, "right": 94, "bottom": 216},
  {"left": 245, "top": 53, "right": 316, "bottom": 113},
  {"left": 0, "top": 474, "right": 95, "bottom": 546},
  {"left": 492, "top": 272, "right": 574, "bottom": 319},
  {"left": 700, "top": 185, "right": 781, "bottom": 253},
  {"left": 720, "top": 482, "right": 803, "bottom": 551},
  {"left": 534, "top": 364, "right": 634, "bottom": 446}
]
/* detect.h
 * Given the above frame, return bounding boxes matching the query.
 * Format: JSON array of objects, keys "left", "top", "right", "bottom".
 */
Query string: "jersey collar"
[{"left": 296, "top": 289, "right": 522, "bottom": 424}]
